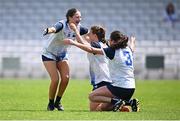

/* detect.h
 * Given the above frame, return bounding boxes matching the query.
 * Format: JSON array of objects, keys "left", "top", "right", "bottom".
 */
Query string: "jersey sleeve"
[
  {"left": 91, "top": 42, "right": 101, "bottom": 48},
  {"left": 54, "top": 22, "right": 63, "bottom": 33},
  {"left": 80, "top": 26, "right": 88, "bottom": 35},
  {"left": 103, "top": 47, "right": 115, "bottom": 60},
  {"left": 90, "top": 42, "right": 101, "bottom": 55}
]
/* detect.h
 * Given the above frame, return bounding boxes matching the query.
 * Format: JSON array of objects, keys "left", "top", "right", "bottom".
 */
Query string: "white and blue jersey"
[
  {"left": 42, "top": 20, "right": 88, "bottom": 60},
  {"left": 102, "top": 46, "right": 135, "bottom": 89},
  {"left": 87, "top": 42, "right": 112, "bottom": 86}
]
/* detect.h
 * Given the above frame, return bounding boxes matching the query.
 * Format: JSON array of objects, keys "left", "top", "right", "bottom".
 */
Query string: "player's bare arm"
[
  {"left": 69, "top": 23, "right": 89, "bottom": 45},
  {"left": 69, "top": 23, "right": 77, "bottom": 32},
  {"left": 64, "top": 39, "right": 103, "bottom": 55},
  {"left": 129, "top": 36, "right": 136, "bottom": 52}
]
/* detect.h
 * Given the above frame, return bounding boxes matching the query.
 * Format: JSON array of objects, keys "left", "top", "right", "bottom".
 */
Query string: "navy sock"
[
  {"left": 49, "top": 99, "right": 54, "bottom": 105},
  {"left": 111, "top": 98, "right": 119, "bottom": 105},
  {"left": 55, "top": 96, "right": 61, "bottom": 104}
]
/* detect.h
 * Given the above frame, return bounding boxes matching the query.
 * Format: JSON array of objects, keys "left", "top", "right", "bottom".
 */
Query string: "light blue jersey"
[
  {"left": 88, "top": 42, "right": 112, "bottom": 86},
  {"left": 103, "top": 46, "right": 135, "bottom": 88}
]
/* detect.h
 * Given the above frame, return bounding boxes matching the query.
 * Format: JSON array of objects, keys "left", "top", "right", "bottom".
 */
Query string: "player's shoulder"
[
  {"left": 58, "top": 19, "right": 66, "bottom": 24},
  {"left": 56, "top": 20, "right": 67, "bottom": 28},
  {"left": 79, "top": 26, "right": 88, "bottom": 35},
  {"left": 54, "top": 20, "right": 65, "bottom": 33},
  {"left": 103, "top": 47, "right": 115, "bottom": 60},
  {"left": 122, "top": 46, "right": 133, "bottom": 53}
]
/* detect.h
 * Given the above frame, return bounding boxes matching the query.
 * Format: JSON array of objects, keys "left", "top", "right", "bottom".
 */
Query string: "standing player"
[
  {"left": 70, "top": 23, "right": 112, "bottom": 111},
  {"left": 64, "top": 30, "right": 139, "bottom": 112},
  {"left": 42, "top": 8, "right": 88, "bottom": 111}
]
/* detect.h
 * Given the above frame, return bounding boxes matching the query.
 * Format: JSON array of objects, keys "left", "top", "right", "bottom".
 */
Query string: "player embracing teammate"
[
  {"left": 42, "top": 8, "right": 88, "bottom": 111},
  {"left": 43, "top": 8, "right": 140, "bottom": 112}
]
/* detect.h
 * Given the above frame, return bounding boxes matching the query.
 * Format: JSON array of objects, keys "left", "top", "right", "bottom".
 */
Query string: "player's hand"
[
  {"left": 129, "top": 36, "right": 136, "bottom": 52},
  {"left": 130, "top": 36, "right": 136, "bottom": 43},
  {"left": 63, "top": 39, "right": 75, "bottom": 45},
  {"left": 130, "top": 36, "right": 136, "bottom": 44},
  {"left": 69, "top": 23, "right": 77, "bottom": 32},
  {"left": 43, "top": 28, "right": 49, "bottom": 36}
]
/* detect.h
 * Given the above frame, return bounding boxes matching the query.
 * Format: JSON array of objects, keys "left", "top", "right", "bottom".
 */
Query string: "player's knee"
[
  {"left": 89, "top": 93, "right": 95, "bottom": 101},
  {"left": 61, "top": 75, "right": 70, "bottom": 83}
]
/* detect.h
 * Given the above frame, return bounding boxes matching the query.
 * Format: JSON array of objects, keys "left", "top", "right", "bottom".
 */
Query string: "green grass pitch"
[{"left": 0, "top": 78, "right": 180, "bottom": 120}]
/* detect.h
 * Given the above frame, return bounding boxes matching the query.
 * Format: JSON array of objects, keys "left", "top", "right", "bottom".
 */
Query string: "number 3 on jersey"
[{"left": 123, "top": 51, "right": 132, "bottom": 66}]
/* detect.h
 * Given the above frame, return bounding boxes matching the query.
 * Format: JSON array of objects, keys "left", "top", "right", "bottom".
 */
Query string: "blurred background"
[{"left": 0, "top": 0, "right": 179, "bottom": 80}]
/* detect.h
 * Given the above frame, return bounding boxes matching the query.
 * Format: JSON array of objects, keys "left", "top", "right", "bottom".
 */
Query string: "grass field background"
[{"left": 0, "top": 78, "right": 180, "bottom": 120}]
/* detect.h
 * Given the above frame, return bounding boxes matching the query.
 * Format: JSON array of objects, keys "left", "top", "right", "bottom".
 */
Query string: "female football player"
[
  {"left": 70, "top": 23, "right": 112, "bottom": 111},
  {"left": 42, "top": 8, "right": 88, "bottom": 111}
]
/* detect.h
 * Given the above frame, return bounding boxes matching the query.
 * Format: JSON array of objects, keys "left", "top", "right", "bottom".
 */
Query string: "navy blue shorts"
[
  {"left": 107, "top": 85, "right": 135, "bottom": 101},
  {"left": 42, "top": 52, "right": 68, "bottom": 62},
  {"left": 42, "top": 55, "right": 54, "bottom": 61},
  {"left": 92, "top": 81, "right": 111, "bottom": 91}
]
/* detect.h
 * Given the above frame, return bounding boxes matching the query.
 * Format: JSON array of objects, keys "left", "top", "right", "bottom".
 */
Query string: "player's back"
[{"left": 109, "top": 46, "right": 135, "bottom": 89}]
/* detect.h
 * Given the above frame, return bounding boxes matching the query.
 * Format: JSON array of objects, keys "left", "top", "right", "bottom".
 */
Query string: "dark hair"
[
  {"left": 90, "top": 26, "right": 106, "bottom": 44},
  {"left": 110, "top": 31, "right": 128, "bottom": 49},
  {"left": 66, "top": 8, "right": 79, "bottom": 22},
  {"left": 166, "top": 2, "right": 175, "bottom": 15}
]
